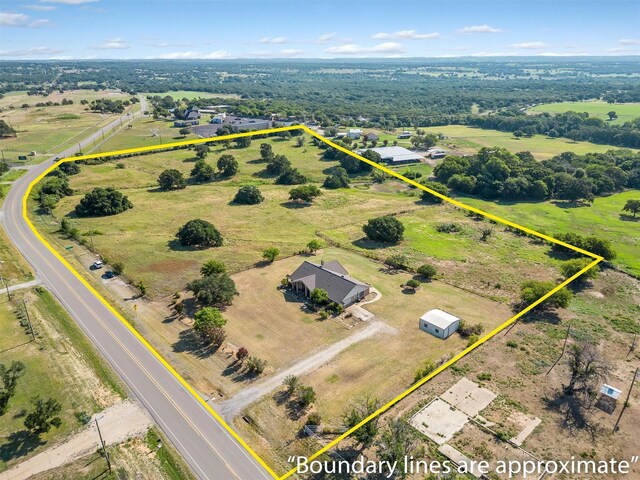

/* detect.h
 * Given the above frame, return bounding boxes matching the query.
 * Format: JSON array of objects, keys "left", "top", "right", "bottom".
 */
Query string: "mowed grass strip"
[{"left": 528, "top": 100, "right": 640, "bottom": 125}]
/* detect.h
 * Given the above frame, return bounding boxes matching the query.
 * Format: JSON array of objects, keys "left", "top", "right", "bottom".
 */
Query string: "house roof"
[
  {"left": 420, "top": 309, "right": 460, "bottom": 330},
  {"left": 290, "top": 260, "right": 369, "bottom": 304},
  {"left": 356, "top": 146, "right": 422, "bottom": 163}
]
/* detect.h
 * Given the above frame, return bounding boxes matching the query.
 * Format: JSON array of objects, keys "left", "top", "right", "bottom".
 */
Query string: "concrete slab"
[
  {"left": 440, "top": 378, "right": 496, "bottom": 417},
  {"left": 410, "top": 399, "right": 469, "bottom": 445},
  {"left": 438, "top": 444, "right": 482, "bottom": 479},
  {"left": 509, "top": 412, "right": 542, "bottom": 446}
]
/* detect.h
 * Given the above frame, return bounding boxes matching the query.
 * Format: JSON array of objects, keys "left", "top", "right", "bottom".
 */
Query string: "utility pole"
[
  {"left": 546, "top": 324, "right": 571, "bottom": 375},
  {"left": 613, "top": 367, "right": 639, "bottom": 433},
  {"left": 22, "top": 299, "right": 36, "bottom": 342},
  {"left": 95, "top": 417, "right": 111, "bottom": 472},
  {"left": 0, "top": 275, "right": 10, "bottom": 300}
]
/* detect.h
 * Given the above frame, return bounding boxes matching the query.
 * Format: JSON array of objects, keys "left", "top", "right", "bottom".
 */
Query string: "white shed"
[{"left": 419, "top": 309, "right": 460, "bottom": 339}]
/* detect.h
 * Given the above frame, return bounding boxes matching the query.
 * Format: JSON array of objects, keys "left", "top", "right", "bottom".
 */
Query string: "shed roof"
[
  {"left": 357, "top": 146, "right": 422, "bottom": 163},
  {"left": 420, "top": 309, "right": 460, "bottom": 330}
]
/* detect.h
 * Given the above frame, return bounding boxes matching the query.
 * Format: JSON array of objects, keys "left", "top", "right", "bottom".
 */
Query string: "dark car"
[{"left": 103, "top": 270, "right": 115, "bottom": 279}]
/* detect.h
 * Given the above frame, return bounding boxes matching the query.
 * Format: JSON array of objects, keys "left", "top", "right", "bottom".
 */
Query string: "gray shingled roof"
[{"left": 289, "top": 260, "right": 369, "bottom": 304}]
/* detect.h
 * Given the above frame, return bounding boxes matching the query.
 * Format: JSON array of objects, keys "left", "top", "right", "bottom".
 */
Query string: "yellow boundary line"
[{"left": 23, "top": 125, "right": 602, "bottom": 480}]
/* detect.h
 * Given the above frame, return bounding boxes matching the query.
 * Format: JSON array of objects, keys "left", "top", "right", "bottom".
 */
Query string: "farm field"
[
  {"left": 528, "top": 100, "right": 640, "bottom": 125},
  {"left": 0, "top": 89, "right": 133, "bottom": 162},
  {"left": 458, "top": 189, "right": 640, "bottom": 277}
]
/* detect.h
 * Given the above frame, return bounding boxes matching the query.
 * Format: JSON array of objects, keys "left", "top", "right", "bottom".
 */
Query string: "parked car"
[
  {"left": 103, "top": 270, "right": 115, "bottom": 279},
  {"left": 91, "top": 260, "right": 104, "bottom": 270}
]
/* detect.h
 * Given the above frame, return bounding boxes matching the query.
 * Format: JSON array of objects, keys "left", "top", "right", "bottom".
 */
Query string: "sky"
[{"left": 0, "top": 0, "right": 639, "bottom": 60}]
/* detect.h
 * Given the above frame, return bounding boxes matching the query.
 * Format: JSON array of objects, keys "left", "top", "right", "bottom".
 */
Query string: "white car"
[{"left": 91, "top": 260, "right": 104, "bottom": 270}]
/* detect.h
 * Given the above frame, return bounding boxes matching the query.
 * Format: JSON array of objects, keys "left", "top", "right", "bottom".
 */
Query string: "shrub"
[
  {"left": 414, "top": 360, "right": 436, "bottom": 383},
  {"left": 458, "top": 320, "right": 485, "bottom": 338},
  {"left": 385, "top": 254, "right": 408, "bottom": 270},
  {"left": 262, "top": 246, "right": 280, "bottom": 262},
  {"left": 75, "top": 187, "right": 133, "bottom": 217},
  {"left": 276, "top": 167, "right": 307, "bottom": 185},
  {"left": 477, "top": 372, "right": 492, "bottom": 381},
  {"left": 435, "top": 222, "right": 461, "bottom": 233},
  {"left": 111, "top": 261, "right": 124, "bottom": 275},
  {"left": 323, "top": 167, "right": 350, "bottom": 189},
  {"left": 306, "top": 412, "right": 321, "bottom": 426},
  {"left": 520, "top": 280, "right": 572, "bottom": 309},
  {"left": 246, "top": 356, "right": 267, "bottom": 375},
  {"left": 560, "top": 258, "right": 598, "bottom": 282},
  {"left": 200, "top": 260, "right": 227, "bottom": 276},
  {"left": 310, "top": 288, "right": 329, "bottom": 305},
  {"left": 236, "top": 347, "right": 248, "bottom": 362},
  {"left": 420, "top": 180, "right": 448, "bottom": 203},
  {"left": 289, "top": 185, "right": 322, "bottom": 203},
  {"left": 191, "top": 159, "right": 216, "bottom": 182},
  {"left": 234, "top": 185, "right": 264, "bottom": 205},
  {"left": 158, "top": 169, "right": 187, "bottom": 190},
  {"left": 466, "top": 334, "right": 479, "bottom": 347},
  {"left": 416, "top": 263, "right": 437, "bottom": 279},
  {"left": 363, "top": 215, "right": 404, "bottom": 243},
  {"left": 406, "top": 279, "right": 421, "bottom": 289},
  {"left": 176, "top": 219, "right": 223, "bottom": 247},
  {"left": 297, "top": 385, "right": 316, "bottom": 408}
]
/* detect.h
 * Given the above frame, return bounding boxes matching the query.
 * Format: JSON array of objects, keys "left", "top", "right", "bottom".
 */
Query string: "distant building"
[
  {"left": 229, "top": 118, "right": 272, "bottom": 132},
  {"left": 184, "top": 107, "right": 201, "bottom": 120},
  {"left": 427, "top": 148, "right": 447, "bottom": 159},
  {"left": 397, "top": 131, "right": 412, "bottom": 139},
  {"left": 419, "top": 309, "right": 460, "bottom": 339},
  {"left": 289, "top": 260, "right": 370, "bottom": 307},
  {"left": 174, "top": 119, "right": 199, "bottom": 127},
  {"left": 356, "top": 146, "right": 422, "bottom": 165},
  {"left": 348, "top": 128, "right": 362, "bottom": 139},
  {"left": 364, "top": 132, "right": 379, "bottom": 141},
  {"left": 210, "top": 113, "right": 226, "bottom": 124}
]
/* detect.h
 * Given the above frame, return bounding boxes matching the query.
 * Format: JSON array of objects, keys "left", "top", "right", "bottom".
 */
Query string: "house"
[
  {"left": 397, "top": 131, "right": 412, "bottom": 139},
  {"left": 174, "top": 119, "right": 199, "bottom": 127},
  {"left": 210, "top": 113, "right": 226, "bottom": 124},
  {"left": 348, "top": 128, "right": 362, "bottom": 139},
  {"left": 364, "top": 132, "right": 379, "bottom": 141},
  {"left": 229, "top": 118, "right": 272, "bottom": 132},
  {"left": 356, "top": 146, "right": 423, "bottom": 165},
  {"left": 419, "top": 309, "right": 460, "bottom": 339},
  {"left": 184, "top": 107, "right": 201, "bottom": 120},
  {"left": 289, "top": 260, "right": 370, "bottom": 307}
]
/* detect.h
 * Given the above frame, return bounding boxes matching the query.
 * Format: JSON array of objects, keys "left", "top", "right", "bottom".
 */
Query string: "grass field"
[
  {"left": 0, "top": 288, "right": 123, "bottom": 471},
  {"left": 457, "top": 189, "right": 640, "bottom": 277},
  {"left": 528, "top": 100, "right": 640, "bottom": 125},
  {"left": 0, "top": 90, "right": 131, "bottom": 162},
  {"left": 89, "top": 117, "right": 192, "bottom": 152}
]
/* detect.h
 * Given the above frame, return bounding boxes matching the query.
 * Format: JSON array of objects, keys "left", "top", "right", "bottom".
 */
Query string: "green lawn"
[
  {"left": 457, "top": 189, "right": 640, "bottom": 276},
  {"left": 528, "top": 101, "right": 640, "bottom": 125}
]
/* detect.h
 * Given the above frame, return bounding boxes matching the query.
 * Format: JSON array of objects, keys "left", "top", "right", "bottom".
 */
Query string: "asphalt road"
[{"left": 1, "top": 100, "right": 272, "bottom": 480}]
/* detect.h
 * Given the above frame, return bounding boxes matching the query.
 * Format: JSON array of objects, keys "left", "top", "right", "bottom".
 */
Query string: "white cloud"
[
  {"left": 150, "top": 41, "right": 194, "bottom": 48},
  {"left": 620, "top": 38, "right": 640, "bottom": 45},
  {"left": 372, "top": 30, "right": 440, "bottom": 40},
  {"left": 0, "top": 12, "right": 50, "bottom": 27},
  {"left": 325, "top": 42, "right": 406, "bottom": 55},
  {"left": 510, "top": 42, "right": 548, "bottom": 49},
  {"left": 314, "top": 32, "right": 335, "bottom": 44},
  {"left": 247, "top": 49, "right": 304, "bottom": 58},
  {"left": 536, "top": 52, "right": 590, "bottom": 57},
  {"left": 470, "top": 51, "right": 513, "bottom": 57},
  {"left": 0, "top": 46, "right": 63, "bottom": 56},
  {"left": 22, "top": 4, "right": 57, "bottom": 11},
  {"left": 152, "top": 50, "right": 231, "bottom": 59},
  {"left": 40, "top": 0, "right": 97, "bottom": 4},
  {"left": 92, "top": 37, "right": 130, "bottom": 50},
  {"left": 258, "top": 36, "right": 288, "bottom": 45},
  {"left": 457, "top": 24, "right": 502, "bottom": 34}
]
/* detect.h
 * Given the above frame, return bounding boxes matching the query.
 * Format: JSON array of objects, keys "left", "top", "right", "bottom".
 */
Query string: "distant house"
[
  {"left": 356, "top": 146, "right": 422, "bottom": 165},
  {"left": 184, "top": 107, "right": 201, "bottom": 120},
  {"left": 229, "top": 118, "right": 272, "bottom": 132},
  {"left": 174, "top": 119, "right": 199, "bottom": 127},
  {"left": 210, "top": 113, "right": 226, "bottom": 124},
  {"left": 419, "top": 309, "right": 460, "bottom": 339},
  {"left": 289, "top": 260, "right": 370, "bottom": 307},
  {"left": 348, "top": 128, "right": 362, "bottom": 139},
  {"left": 364, "top": 132, "right": 379, "bottom": 141}
]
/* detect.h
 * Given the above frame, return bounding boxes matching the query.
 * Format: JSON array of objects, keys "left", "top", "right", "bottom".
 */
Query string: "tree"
[
  {"left": 176, "top": 219, "right": 223, "bottom": 247},
  {"left": 306, "top": 239, "right": 323, "bottom": 253},
  {"left": 405, "top": 279, "right": 421, "bottom": 289},
  {"left": 39, "top": 176, "right": 72, "bottom": 199},
  {"left": 342, "top": 396, "right": 381, "bottom": 448},
  {"left": 39, "top": 194, "right": 59, "bottom": 214},
  {"left": 513, "top": 130, "right": 524, "bottom": 139},
  {"left": 194, "top": 307, "right": 227, "bottom": 332},
  {"left": 289, "top": 185, "right": 322, "bottom": 203},
  {"left": 200, "top": 260, "right": 227, "bottom": 277},
  {"left": 236, "top": 347, "right": 248, "bottom": 363},
  {"left": 520, "top": 280, "right": 572, "bottom": 310},
  {"left": 385, "top": 254, "right": 408, "bottom": 270},
  {"left": 262, "top": 247, "right": 280, "bottom": 262},
  {"left": 191, "top": 159, "right": 216, "bottom": 182},
  {"left": 420, "top": 180, "right": 448, "bottom": 203},
  {"left": 260, "top": 143, "right": 274, "bottom": 161},
  {"left": 266, "top": 155, "right": 291, "bottom": 175},
  {"left": 217, "top": 154, "right": 238, "bottom": 176},
  {"left": 376, "top": 420, "right": 421, "bottom": 479},
  {"left": 283, "top": 374, "right": 300, "bottom": 397},
  {"left": 188, "top": 272, "right": 238, "bottom": 307},
  {"left": 417, "top": 263, "right": 437, "bottom": 280},
  {"left": 297, "top": 385, "right": 316, "bottom": 408},
  {"left": 323, "top": 167, "right": 351, "bottom": 189},
  {"left": 560, "top": 258, "right": 598, "bottom": 283},
  {"left": 564, "top": 342, "right": 611, "bottom": 397},
  {"left": 158, "top": 169, "right": 186, "bottom": 190},
  {"left": 75, "top": 187, "right": 133, "bottom": 217},
  {"left": 0, "top": 361, "right": 26, "bottom": 415},
  {"left": 548, "top": 129, "right": 559, "bottom": 138},
  {"left": 310, "top": 288, "right": 329, "bottom": 305},
  {"left": 295, "top": 136, "right": 304, "bottom": 147},
  {"left": 246, "top": 356, "right": 267, "bottom": 375},
  {"left": 235, "top": 137, "right": 251, "bottom": 148},
  {"left": 234, "top": 185, "right": 264, "bottom": 205},
  {"left": 622, "top": 199, "right": 640, "bottom": 217},
  {"left": 199, "top": 325, "right": 226, "bottom": 349},
  {"left": 607, "top": 111, "right": 617, "bottom": 121},
  {"left": 363, "top": 215, "right": 404, "bottom": 243},
  {"left": 179, "top": 127, "right": 191, "bottom": 136},
  {"left": 58, "top": 162, "right": 80, "bottom": 176},
  {"left": 194, "top": 144, "right": 210, "bottom": 159},
  {"left": 24, "top": 397, "right": 62, "bottom": 433},
  {"left": 276, "top": 167, "right": 307, "bottom": 185}
]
